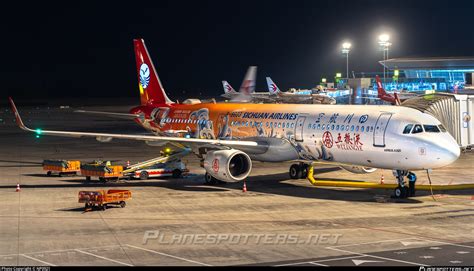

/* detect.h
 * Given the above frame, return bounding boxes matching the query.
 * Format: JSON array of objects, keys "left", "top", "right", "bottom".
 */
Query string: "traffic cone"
[
  {"left": 380, "top": 175, "right": 384, "bottom": 184},
  {"left": 242, "top": 181, "right": 247, "bottom": 192},
  {"left": 16, "top": 183, "right": 20, "bottom": 192}
]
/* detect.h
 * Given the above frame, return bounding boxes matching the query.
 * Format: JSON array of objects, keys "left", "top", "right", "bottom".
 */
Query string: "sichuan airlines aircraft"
[
  {"left": 9, "top": 39, "right": 460, "bottom": 199},
  {"left": 265, "top": 77, "right": 336, "bottom": 105}
]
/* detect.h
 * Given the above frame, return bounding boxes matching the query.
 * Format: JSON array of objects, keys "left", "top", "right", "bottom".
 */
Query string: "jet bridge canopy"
[{"left": 401, "top": 93, "right": 474, "bottom": 148}]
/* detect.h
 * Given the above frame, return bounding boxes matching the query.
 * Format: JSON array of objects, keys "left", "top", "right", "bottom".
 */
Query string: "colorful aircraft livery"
[{"left": 8, "top": 39, "right": 461, "bottom": 199}]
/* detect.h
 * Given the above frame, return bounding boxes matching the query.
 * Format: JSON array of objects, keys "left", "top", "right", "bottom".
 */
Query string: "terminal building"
[{"left": 379, "top": 57, "right": 474, "bottom": 91}]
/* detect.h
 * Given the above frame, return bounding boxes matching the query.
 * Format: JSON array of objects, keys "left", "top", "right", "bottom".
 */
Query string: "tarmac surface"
[{"left": 0, "top": 103, "right": 473, "bottom": 266}]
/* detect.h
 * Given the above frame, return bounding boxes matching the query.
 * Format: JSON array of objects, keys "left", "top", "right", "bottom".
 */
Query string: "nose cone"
[{"left": 438, "top": 136, "right": 460, "bottom": 167}]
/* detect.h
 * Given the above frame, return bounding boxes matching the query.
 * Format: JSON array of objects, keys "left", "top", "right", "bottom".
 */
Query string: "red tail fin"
[
  {"left": 134, "top": 39, "right": 173, "bottom": 105},
  {"left": 375, "top": 75, "right": 388, "bottom": 98}
]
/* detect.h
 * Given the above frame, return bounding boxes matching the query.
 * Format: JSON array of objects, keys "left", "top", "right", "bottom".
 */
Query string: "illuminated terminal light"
[
  {"left": 394, "top": 69, "right": 399, "bottom": 76},
  {"left": 322, "top": 78, "right": 327, "bottom": 83},
  {"left": 335, "top": 73, "right": 342, "bottom": 78},
  {"left": 35, "top": 128, "right": 43, "bottom": 135}
]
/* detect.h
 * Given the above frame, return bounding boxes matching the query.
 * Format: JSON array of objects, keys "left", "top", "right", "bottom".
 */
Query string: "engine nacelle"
[
  {"left": 340, "top": 165, "right": 377, "bottom": 174},
  {"left": 204, "top": 150, "right": 252, "bottom": 182}
]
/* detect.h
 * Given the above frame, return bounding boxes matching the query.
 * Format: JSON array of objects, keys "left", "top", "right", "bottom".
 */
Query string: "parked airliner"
[{"left": 9, "top": 39, "right": 460, "bottom": 198}]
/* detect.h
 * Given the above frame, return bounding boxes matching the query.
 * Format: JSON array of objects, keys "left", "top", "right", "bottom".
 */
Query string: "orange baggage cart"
[
  {"left": 78, "top": 189, "right": 132, "bottom": 211},
  {"left": 43, "top": 159, "right": 81, "bottom": 176}
]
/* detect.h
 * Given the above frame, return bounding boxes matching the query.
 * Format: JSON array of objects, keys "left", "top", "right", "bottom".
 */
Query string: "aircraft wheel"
[
  {"left": 119, "top": 201, "right": 126, "bottom": 208},
  {"left": 172, "top": 169, "right": 182, "bottom": 178},
  {"left": 289, "top": 164, "right": 303, "bottom": 179},
  {"left": 204, "top": 172, "right": 217, "bottom": 185},
  {"left": 46, "top": 171, "right": 52, "bottom": 177},
  {"left": 300, "top": 164, "right": 309, "bottom": 179},
  {"left": 140, "top": 171, "right": 149, "bottom": 180},
  {"left": 407, "top": 172, "right": 417, "bottom": 197},
  {"left": 394, "top": 186, "right": 408, "bottom": 199}
]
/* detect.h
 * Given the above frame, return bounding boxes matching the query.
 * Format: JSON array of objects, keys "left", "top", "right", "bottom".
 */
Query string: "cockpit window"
[
  {"left": 412, "top": 124, "right": 423, "bottom": 134},
  {"left": 403, "top": 124, "right": 413, "bottom": 134},
  {"left": 438, "top": 124, "right": 447, "bottom": 132},
  {"left": 423, "top": 125, "right": 441, "bottom": 133}
]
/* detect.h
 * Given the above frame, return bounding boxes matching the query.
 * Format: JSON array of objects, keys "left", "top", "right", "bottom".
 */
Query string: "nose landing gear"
[{"left": 393, "top": 170, "right": 417, "bottom": 199}]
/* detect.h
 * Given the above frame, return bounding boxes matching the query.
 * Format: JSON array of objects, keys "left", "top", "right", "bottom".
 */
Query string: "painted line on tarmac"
[
  {"left": 414, "top": 238, "right": 474, "bottom": 249},
  {"left": 327, "top": 246, "right": 428, "bottom": 266},
  {"left": 126, "top": 244, "right": 212, "bottom": 266},
  {"left": 330, "top": 237, "right": 416, "bottom": 248},
  {"left": 75, "top": 249, "right": 133, "bottom": 266},
  {"left": 274, "top": 255, "right": 364, "bottom": 266},
  {"left": 21, "top": 254, "right": 56, "bottom": 266}
]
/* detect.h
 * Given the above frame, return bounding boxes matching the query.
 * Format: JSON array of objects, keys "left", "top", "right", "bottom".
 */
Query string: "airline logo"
[
  {"left": 222, "top": 81, "right": 235, "bottom": 94},
  {"left": 139, "top": 63, "right": 151, "bottom": 89},
  {"left": 240, "top": 80, "right": 254, "bottom": 95},
  {"left": 266, "top": 77, "right": 279, "bottom": 94}
]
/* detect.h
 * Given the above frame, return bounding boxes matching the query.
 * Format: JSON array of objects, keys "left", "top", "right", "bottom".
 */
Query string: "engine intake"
[{"left": 204, "top": 150, "right": 252, "bottom": 182}]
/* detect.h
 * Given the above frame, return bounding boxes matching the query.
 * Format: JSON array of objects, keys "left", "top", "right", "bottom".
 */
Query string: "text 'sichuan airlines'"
[{"left": 9, "top": 39, "right": 460, "bottom": 199}]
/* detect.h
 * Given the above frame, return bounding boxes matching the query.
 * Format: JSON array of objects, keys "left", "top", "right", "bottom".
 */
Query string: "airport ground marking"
[
  {"left": 126, "top": 244, "right": 212, "bottom": 266},
  {"left": 309, "top": 262, "right": 328, "bottom": 266},
  {"left": 329, "top": 237, "right": 416, "bottom": 248},
  {"left": 75, "top": 249, "right": 133, "bottom": 266},
  {"left": 414, "top": 238, "right": 474, "bottom": 249},
  {"left": 327, "top": 246, "right": 428, "bottom": 266},
  {"left": 0, "top": 244, "right": 122, "bottom": 258},
  {"left": 274, "top": 255, "right": 365, "bottom": 266},
  {"left": 20, "top": 254, "right": 57, "bottom": 266}
]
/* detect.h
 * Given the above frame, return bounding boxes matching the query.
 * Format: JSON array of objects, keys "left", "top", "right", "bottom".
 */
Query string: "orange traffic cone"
[
  {"left": 242, "top": 181, "right": 247, "bottom": 192},
  {"left": 16, "top": 183, "right": 21, "bottom": 192},
  {"left": 380, "top": 175, "right": 384, "bottom": 184}
]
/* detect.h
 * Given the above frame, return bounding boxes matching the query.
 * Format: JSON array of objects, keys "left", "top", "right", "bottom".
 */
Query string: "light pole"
[
  {"left": 378, "top": 34, "right": 392, "bottom": 82},
  {"left": 341, "top": 42, "right": 351, "bottom": 82}
]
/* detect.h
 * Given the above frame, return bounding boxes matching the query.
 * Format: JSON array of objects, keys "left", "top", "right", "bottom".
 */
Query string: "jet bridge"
[{"left": 402, "top": 93, "right": 474, "bottom": 149}]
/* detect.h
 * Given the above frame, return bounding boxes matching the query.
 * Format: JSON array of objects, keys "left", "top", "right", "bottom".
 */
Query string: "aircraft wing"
[
  {"left": 74, "top": 110, "right": 142, "bottom": 120},
  {"left": 9, "top": 98, "right": 258, "bottom": 148}
]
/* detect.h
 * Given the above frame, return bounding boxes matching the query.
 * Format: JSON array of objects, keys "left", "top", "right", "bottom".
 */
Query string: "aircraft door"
[
  {"left": 373, "top": 113, "right": 392, "bottom": 147},
  {"left": 295, "top": 116, "right": 306, "bottom": 142}
]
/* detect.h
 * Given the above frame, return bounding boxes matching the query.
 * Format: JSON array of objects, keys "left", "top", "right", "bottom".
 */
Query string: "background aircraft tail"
[
  {"left": 133, "top": 39, "right": 173, "bottom": 105},
  {"left": 239, "top": 66, "right": 257, "bottom": 95},
  {"left": 375, "top": 75, "right": 400, "bottom": 105},
  {"left": 266, "top": 77, "right": 280, "bottom": 95},
  {"left": 222, "top": 81, "right": 236, "bottom": 94}
]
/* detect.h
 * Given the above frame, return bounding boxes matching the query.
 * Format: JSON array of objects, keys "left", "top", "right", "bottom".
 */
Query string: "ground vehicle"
[
  {"left": 78, "top": 189, "right": 131, "bottom": 211},
  {"left": 80, "top": 162, "right": 123, "bottom": 182},
  {"left": 43, "top": 159, "right": 80, "bottom": 176},
  {"left": 128, "top": 160, "right": 188, "bottom": 180}
]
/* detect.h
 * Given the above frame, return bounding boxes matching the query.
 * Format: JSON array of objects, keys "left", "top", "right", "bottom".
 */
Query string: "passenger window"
[
  {"left": 403, "top": 124, "right": 413, "bottom": 134},
  {"left": 291, "top": 123, "right": 295, "bottom": 128},
  {"left": 356, "top": 126, "right": 359, "bottom": 132},
  {"left": 317, "top": 124, "right": 320, "bottom": 129},
  {"left": 438, "top": 124, "right": 447, "bottom": 132},
  {"left": 412, "top": 124, "right": 423, "bottom": 134},
  {"left": 351, "top": 125, "right": 354, "bottom": 131},
  {"left": 331, "top": 125, "right": 335, "bottom": 130},
  {"left": 423, "top": 125, "right": 440, "bottom": 133}
]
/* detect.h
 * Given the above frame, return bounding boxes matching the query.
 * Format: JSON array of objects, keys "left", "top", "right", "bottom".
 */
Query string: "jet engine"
[
  {"left": 340, "top": 165, "right": 377, "bottom": 174},
  {"left": 203, "top": 150, "right": 252, "bottom": 182}
]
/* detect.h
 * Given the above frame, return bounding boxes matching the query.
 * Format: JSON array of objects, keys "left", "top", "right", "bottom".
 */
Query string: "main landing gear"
[
  {"left": 393, "top": 170, "right": 417, "bottom": 199},
  {"left": 289, "top": 163, "right": 309, "bottom": 179}
]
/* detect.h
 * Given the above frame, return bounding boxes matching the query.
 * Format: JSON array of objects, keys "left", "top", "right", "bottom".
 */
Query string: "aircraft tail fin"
[
  {"left": 133, "top": 39, "right": 173, "bottom": 105},
  {"left": 222, "top": 81, "right": 236, "bottom": 94},
  {"left": 375, "top": 75, "right": 388, "bottom": 99},
  {"left": 375, "top": 75, "right": 400, "bottom": 105},
  {"left": 266, "top": 77, "right": 280, "bottom": 95},
  {"left": 239, "top": 66, "right": 257, "bottom": 95}
]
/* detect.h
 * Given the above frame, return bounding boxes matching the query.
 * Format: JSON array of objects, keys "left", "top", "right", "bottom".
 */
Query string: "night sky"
[{"left": 2, "top": 0, "right": 474, "bottom": 101}]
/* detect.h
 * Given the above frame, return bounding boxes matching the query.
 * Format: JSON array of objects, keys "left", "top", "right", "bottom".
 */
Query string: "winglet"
[{"left": 8, "top": 97, "right": 32, "bottom": 132}]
